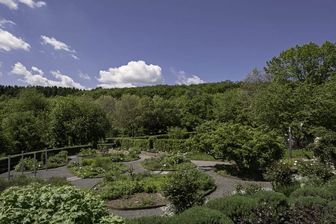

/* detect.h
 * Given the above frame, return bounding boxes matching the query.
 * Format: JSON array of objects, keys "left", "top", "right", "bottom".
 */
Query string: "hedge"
[{"left": 153, "top": 139, "right": 186, "bottom": 152}]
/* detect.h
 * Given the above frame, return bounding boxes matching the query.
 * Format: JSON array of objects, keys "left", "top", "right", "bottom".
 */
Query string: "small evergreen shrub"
[{"left": 206, "top": 195, "right": 257, "bottom": 223}]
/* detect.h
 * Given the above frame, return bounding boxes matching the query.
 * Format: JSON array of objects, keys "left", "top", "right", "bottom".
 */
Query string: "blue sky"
[{"left": 0, "top": 0, "right": 335, "bottom": 89}]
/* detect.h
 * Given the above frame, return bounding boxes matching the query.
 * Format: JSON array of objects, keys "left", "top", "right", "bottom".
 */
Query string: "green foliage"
[
  {"left": 99, "top": 173, "right": 167, "bottom": 200},
  {"left": 206, "top": 195, "right": 257, "bottom": 223},
  {"left": 297, "top": 160, "right": 334, "bottom": 183},
  {"left": 174, "top": 206, "right": 233, "bottom": 224},
  {"left": 265, "top": 41, "right": 336, "bottom": 84},
  {"left": 153, "top": 139, "right": 186, "bottom": 152},
  {"left": 290, "top": 186, "right": 334, "bottom": 201},
  {"left": 126, "top": 216, "right": 171, "bottom": 224},
  {"left": 311, "top": 129, "right": 336, "bottom": 166},
  {"left": 167, "top": 127, "right": 189, "bottom": 139},
  {"left": 69, "top": 156, "right": 127, "bottom": 178},
  {"left": 0, "top": 184, "right": 123, "bottom": 224},
  {"left": 162, "top": 169, "right": 214, "bottom": 213},
  {"left": 142, "top": 153, "right": 195, "bottom": 171},
  {"left": 265, "top": 161, "right": 297, "bottom": 188},
  {"left": 289, "top": 196, "right": 328, "bottom": 224},
  {"left": 192, "top": 123, "right": 285, "bottom": 175},
  {"left": 50, "top": 97, "right": 109, "bottom": 147},
  {"left": 0, "top": 175, "right": 70, "bottom": 192},
  {"left": 47, "top": 150, "right": 68, "bottom": 168},
  {"left": 15, "top": 157, "right": 41, "bottom": 172}
]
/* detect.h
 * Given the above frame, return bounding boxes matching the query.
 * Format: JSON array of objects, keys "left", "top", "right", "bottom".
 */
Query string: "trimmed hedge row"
[{"left": 126, "top": 207, "right": 233, "bottom": 224}]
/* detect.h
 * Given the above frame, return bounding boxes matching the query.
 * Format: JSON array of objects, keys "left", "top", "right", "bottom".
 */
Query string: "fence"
[{"left": 0, "top": 144, "right": 92, "bottom": 180}]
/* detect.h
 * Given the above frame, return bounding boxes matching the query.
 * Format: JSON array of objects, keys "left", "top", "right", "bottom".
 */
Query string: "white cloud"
[
  {"left": 97, "top": 60, "right": 163, "bottom": 88},
  {"left": 0, "top": 0, "right": 45, "bottom": 9},
  {"left": 0, "top": 28, "right": 30, "bottom": 51},
  {"left": 41, "top": 35, "right": 78, "bottom": 59},
  {"left": 0, "top": 61, "right": 3, "bottom": 77},
  {"left": 175, "top": 70, "right": 205, "bottom": 85},
  {"left": 11, "top": 62, "right": 84, "bottom": 89},
  {"left": 78, "top": 72, "right": 91, "bottom": 80},
  {"left": 0, "top": 18, "right": 15, "bottom": 28}
]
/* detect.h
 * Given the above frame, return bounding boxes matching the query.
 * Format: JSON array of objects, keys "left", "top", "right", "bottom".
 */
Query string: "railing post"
[
  {"left": 33, "top": 152, "right": 37, "bottom": 177},
  {"left": 7, "top": 156, "right": 10, "bottom": 180},
  {"left": 45, "top": 149, "right": 48, "bottom": 171},
  {"left": 21, "top": 151, "right": 24, "bottom": 175}
]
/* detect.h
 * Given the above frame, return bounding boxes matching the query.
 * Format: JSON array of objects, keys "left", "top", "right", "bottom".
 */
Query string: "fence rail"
[{"left": 0, "top": 144, "right": 92, "bottom": 180}]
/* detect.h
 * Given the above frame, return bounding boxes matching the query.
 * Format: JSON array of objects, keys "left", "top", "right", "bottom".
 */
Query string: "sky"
[{"left": 0, "top": 0, "right": 335, "bottom": 89}]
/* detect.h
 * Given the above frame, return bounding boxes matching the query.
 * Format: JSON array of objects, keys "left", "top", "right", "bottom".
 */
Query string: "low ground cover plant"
[
  {"left": 0, "top": 184, "right": 124, "bottom": 224},
  {"left": 98, "top": 172, "right": 167, "bottom": 200},
  {"left": 69, "top": 156, "right": 128, "bottom": 178},
  {"left": 0, "top": 175, "right": 70, "bottom": 192},
  {"left": 141, "top": 153, "right": 195, "bottom": 171}
]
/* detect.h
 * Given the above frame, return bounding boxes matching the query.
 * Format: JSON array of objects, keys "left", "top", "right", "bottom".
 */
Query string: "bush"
[
  {"left": 206, "top": 195, "right": 257, "bottom": 223},
  {"left": 174, "top": 206, "right": 233, "bottom": 224},
  {"left": 0, "top": 184, "right": 123, "bottom": 224},
  {"left": 15, "top": 157, "right": 42, "bottom": 172},
  {"left": 162, "top": 169, "right": 203, "bottom": 213},
  {"left": 290, "top": 186, "right": 334, "bottom": 201},
  {"left": 297, "top": 160, "right": 334, "bottom": 183},
  {"left": 47, "top": 150, "right": 68, "bottom": 168},
  {"left": 126, "top": 216, "right": 171, "bottom": 224},
  {"left": 323, "top": 201, "right": 336, "bottom": 223},
  {"left": 311, "top": 128, "right": 336, "bottom": 166},
  {"left": 289, "top": 196, "right": 328, "bottom": 224},
  {"left": 265, "top": 161, "right": 297, "bottom": 190},
  {"left": 116, "top": 138, "right": 149, "bottom": 150},
  {"left": 191, "top": 123, "right": 285, "bottom": 176},
  {"left": 251, "top": 191, "right": 290, "bottom": 223},
  {"left": 142, "top": 153, "right": 195, "bottom": 171}
]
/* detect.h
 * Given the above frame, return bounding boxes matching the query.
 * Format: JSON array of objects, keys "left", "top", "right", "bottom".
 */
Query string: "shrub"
[
  {"left": 206, "top": 195, "right": 257, "bottom": 223},
  {"left": 251, "top": 191, "right": 290, "bottom": 223},
  {"left": 323, "top": 201, "right": 336, "bottom": 223},
  {"left": 290, "top": 186, "right": 334, "bottom": 201},
  {"left": 47, "top": 150, "right": 68, "bottom": 168},
  {"left": 174, "top": 206, "right": 233, "bottom": 224},
  {"left": 142, "top": 153, "right": 195, "bottom": 171},
  {"left": 265, "top": 161, "right": 297, "bottom": 189},
  {"left": 191, "top": 123, "right": 285, "bottom": 176},
  {"left": 14, "top": 157, "right": 42, "bottom": 172},
  {"left": 311, "top": 128, "right": 336, "bottom": 166},
  {"left": 126, "top": 216, "right": 171, "bottom": 224},
  {"left": 0, "top": 184, "right": 123, "bottom": 224},
  {"left": 297, "top": 160, "right": 334, "bottom": 183},
  {"left": 162, "top": 169, "right": 203, "bottom": 213},
  {"left": 289, "top": 196, "right": 328, "bottom": 224}
]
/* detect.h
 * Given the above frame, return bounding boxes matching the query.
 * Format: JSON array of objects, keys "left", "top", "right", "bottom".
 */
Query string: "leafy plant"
[{"left": 0, "top": 184, "right": 124, "bottom": 224}]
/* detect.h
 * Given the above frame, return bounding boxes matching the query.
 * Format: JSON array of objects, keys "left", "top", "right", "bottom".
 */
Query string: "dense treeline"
[{"left": 1, "top": 41, "right": 336, "bottom": 156}]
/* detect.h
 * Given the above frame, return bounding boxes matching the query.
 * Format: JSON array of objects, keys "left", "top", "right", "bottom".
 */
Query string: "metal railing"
[{"left": 0, "top": 144, "right": 92, "bottom": 180}]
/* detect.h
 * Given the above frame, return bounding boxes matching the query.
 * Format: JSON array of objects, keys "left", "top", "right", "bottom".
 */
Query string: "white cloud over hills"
[
  {"left": 0, "top": 29, "right": 30, "bottom": 51},
  {"left": 11, "top": 62, "right": 84, "bottom": 89},
  {"left": 41, "top": 35, "right": 78, "bottom": 60},
  {"left": 98, "top": 60, "right": 163, "bottom": 88},
  {"left": 175, "top": 70, "right": 205, "bottom": 85},
  {"left": 0, "top": 0, "right": 45, "bottom": 10}
]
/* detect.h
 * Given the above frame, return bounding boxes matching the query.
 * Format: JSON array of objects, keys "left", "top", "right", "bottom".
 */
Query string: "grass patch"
[{"left": 284, "top": 149, "right": 314, "bottom": 159}]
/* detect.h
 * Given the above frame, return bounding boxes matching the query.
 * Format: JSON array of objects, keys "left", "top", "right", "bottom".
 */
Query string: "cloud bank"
[
  {"left": 11, "top": 62, "right": 84, "bottom": 89},
  {"left": 0, "top": 0, "right": 46, "bottom": 10},
  {"left": 0, "top": 29, "right": 30, "bottom": 51},
  {"left": 98, "top": 60, "right": 163, "bottom": 88},
  {"left": 41, "top": 35, "right": 78, "bottom": 59}
]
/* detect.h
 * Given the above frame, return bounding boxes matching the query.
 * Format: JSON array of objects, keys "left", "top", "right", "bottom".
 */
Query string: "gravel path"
[
  {"left": 0, "top": 156, "right": 103, "bottom": 190},
  {"left": 0, "top": 152, "right": 272, "bottom": 219}
]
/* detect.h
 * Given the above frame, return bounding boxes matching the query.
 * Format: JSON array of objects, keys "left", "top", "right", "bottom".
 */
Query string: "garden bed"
[
  {"left": 141, "top": 153, "right": 196, "bottom": 171},
  {"left": 106, "top": 192, "right": 168, "bottom": 210}
]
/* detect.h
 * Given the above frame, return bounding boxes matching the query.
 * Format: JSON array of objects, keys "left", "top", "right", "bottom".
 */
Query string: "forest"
[
  {"left": 1, "top": 42, "right": 336, "bottom": 224},
  {"left": 1, "top": 41, "right": 336, "bottom": 157}
]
